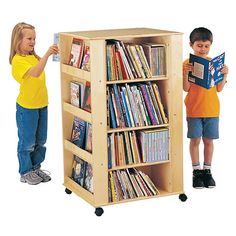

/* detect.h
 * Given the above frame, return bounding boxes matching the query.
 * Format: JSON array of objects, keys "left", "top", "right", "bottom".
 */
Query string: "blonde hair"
[{"left": 9, "top": 22, "right": 40, "bottom": 64}]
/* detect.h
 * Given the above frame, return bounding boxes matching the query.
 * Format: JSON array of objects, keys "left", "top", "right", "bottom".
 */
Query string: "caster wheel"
[
  {"left": 65, "top": 188, "right": 72, "bottom": 194},
  {"left": 179, "top": 193, "right": 187, "bottom": 202},
  {"left": 95, "top": 207, "right": 104, "bottom": 216}
]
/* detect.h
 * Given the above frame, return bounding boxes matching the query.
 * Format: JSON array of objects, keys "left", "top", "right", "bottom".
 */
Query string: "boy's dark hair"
[{"left": 189, "top": 27, "right": 213, "bottom": 44}]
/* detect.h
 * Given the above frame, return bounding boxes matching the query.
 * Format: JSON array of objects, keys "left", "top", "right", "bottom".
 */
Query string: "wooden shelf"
[
  {"left": 64, "top": 177, "right": 94, "bottom": 205},
  {"left": 109, "top": 159, "right": 170, "bottom": 171},
  {"left": 106, "top": 76, "right": 167, "bottom": 85},
  {"left": 107, "top": 124, "right": 169, "bottom": 133},
  {"left": 64, "top": 139, "right": 92, "bottom": 164},
  {"left": 61, "top": 64, "right": 90, "bottom": 81},
  {"left": 63, "top": 102, "right": 92, "bottom": 123}
]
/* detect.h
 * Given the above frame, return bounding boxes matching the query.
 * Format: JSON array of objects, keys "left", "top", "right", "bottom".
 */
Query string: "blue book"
[
  {"left": 53, "top": 33, "right": 60, "bottom": 62},
  {"left": 71, "top": 117, "right": 86, "bottom": 149},
  {"left": 71, "top": 155, "right": 87, "bottom": 187},
  {"left": 188, "top": 52, "right": 225, "bottom": 89}
]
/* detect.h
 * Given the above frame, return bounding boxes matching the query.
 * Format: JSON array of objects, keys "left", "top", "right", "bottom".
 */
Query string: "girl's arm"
[
  {"left": 27, "top": 44, "right": 59, "bottom": 77},
  {"left": 183, "top": 62, "right": 192, "bottom": 92},
  {"left": 216, "top": 64, "right": 228, "bottom": 92}
]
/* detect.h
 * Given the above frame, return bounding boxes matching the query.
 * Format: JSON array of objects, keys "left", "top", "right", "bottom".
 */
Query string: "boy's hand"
[
  {"left": 183, "top": 62, "right": 193, "bottom": 77},
  {"left": 221, "top": 64, "right": 228, "bottom": 75}
]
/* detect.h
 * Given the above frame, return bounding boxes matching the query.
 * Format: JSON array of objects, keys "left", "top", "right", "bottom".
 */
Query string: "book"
[
  {"left": 52, "top": 33, "right": 60, "bottom": 62},
  {"left": 71, "top": 155, "right": 87, "bottom": 186},
  {"left": 142, "top": 43, "right": 166, "bottom": 76},
  {"left": 71, "top": 117, "right": 86, "bottom": 148},
  {"left": 68, "top": 38, "right": 84, "bottom": 68},
  {"left": 70, "top": 81, "right": 81, "bottom": 107},
  {"left": 71, "top": 155, "right": 93, "bottom": 193},
  {"left": 188, "top": 52, "right": 225, "bottom": 89},
  {"left": 80, "top": 46, "right": 90, "bottom": 71},
  {"left": 82, "top": 81, "right": 91, "bottom": 112},
  {"left": 84, "top": 123, "right": 92, "bottom": 153}
]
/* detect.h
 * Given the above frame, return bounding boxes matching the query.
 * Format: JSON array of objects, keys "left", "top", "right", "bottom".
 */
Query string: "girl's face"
[
  {"left": 20, "top": 28, "right": 36, "bottom": 54},
  {"left": 190, "top": 40, "right": 211, "bottom": 58}
]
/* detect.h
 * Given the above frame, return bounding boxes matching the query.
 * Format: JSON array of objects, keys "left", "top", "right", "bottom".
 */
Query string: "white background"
[{"left": 0, "top": 0, "right": 235, "bottom": 235}]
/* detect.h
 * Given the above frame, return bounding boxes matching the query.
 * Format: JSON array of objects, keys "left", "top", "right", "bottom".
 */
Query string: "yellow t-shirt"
[
  {"left": 183, "top": 59, "right": 220, "bottom": 117},
  {"left": 12, "top": 54, "right": 48, "bottom": 109}
]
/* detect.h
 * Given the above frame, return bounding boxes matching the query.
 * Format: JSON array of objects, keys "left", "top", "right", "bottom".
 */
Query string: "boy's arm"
[
  {"left": 183, "top": 62, "right": 192, "bottom": 92},
  {"left": 27, "top": 44, "right": 59, "bottom": 78},
  {"left": 216, "top": 64, "right": 228, "bottom": 92}
]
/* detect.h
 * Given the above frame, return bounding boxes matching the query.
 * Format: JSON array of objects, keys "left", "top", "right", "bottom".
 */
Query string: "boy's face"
[{"left": 190, "top": 40, "right": 211, "bottom": 58}]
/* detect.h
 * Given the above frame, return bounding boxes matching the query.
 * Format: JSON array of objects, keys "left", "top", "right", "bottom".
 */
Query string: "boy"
[{"left": 183, "top": 27, "right": 228, "bottom": 189}]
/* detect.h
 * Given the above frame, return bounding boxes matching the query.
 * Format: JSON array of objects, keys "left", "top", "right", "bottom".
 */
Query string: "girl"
[{"left": 9, "top": 22, "right": 59, "bottom": 185}]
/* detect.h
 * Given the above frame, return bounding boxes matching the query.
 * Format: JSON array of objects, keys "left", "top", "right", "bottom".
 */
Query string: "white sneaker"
[
  {"left": 20, "top": 171, "right": 43, "bottom": 185},
  {"left": 35, "top": 169, "right": 51, "bottom": 182}
]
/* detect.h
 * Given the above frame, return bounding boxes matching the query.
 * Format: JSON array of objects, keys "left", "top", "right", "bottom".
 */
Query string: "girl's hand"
[{"left": 46, "top": 44, "right": 59, "bottom": 57}]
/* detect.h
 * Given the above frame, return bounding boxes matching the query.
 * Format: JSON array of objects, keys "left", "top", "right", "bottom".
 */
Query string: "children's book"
[
  {"left": 70, "top": 81, "right": 81, "bottom": 107},
  {"left": 71, "top": 155, "right": 87, "bottom": 187},
  {"left": 52, "top": 33, "right": 60, "bottom": 62},
  {"left": 82, "top": 81, "right": 91, "bottom": 112},
  {"left": 81, "top": 46, "right": 90, "bottom": 71},
  {"left": 68, "top": 38, "right": 84, "bottom": 68},
  {"left": 71, "top": 117, "right": 86, "bottom": 148},
  {"left": 188, "top": 52, "right": 225, "bottom": 89}
]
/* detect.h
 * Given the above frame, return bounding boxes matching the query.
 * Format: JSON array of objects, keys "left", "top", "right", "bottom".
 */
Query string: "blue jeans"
[{"left": 16, "top": 103, "right": 48, "bottom": 175}]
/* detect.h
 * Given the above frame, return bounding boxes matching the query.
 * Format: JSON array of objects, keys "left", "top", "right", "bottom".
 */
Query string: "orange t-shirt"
[{"left": 183, "top": 59, "right": 220, "bottom": 117}]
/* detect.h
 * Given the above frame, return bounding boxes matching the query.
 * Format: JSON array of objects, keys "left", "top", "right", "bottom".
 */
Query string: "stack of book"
[
  {"left": 108, "top": 82, "right": 168, "bottom": 129},
  {"left": 108, "top": 168, "right": 159, "bottom": 202},
  {"left": 106, "top": 40, "right": 166, "bottom": 81}
]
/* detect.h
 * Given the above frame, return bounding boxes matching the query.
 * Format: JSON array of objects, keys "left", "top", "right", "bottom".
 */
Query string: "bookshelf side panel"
[
  {"left": 90, "top": 40, "right": 108, "bottom": 206},
  {"left": 168, "top": 34, "right": 183, "bottom": 193}
]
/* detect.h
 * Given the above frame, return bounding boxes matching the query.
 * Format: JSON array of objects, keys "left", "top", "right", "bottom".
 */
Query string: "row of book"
[
  {"left": 106, "top": 39, "right": 166, "bottom": 81},
  {"left": 71, "top": 117, "right": 92, "bottom": 153},
  {"left": 66, "top": 37, "right": 166, "bottom": 80},
  {"left": 70, "top": 80, "right": 91, "bottom": 113},
  {"left": 108, "top": 168, "right": 159, "bottom": 202},
  {"left": 108, "top": 82, "right": 168, "bottom": 128},
  {"left": 139, "top": 128, "right": 169, "bottom": 163},
  {"left": 71, "top": 155, "right": 93, "bottom": 193},
  {"left": 68, "top": 38, "right": 90, "bottom": 71},
  {"left": 108, "top": 128, "right": 169, "bottom": 168},
  {"left": 108, "top": 131, "right": 141, "bottom": 168}
]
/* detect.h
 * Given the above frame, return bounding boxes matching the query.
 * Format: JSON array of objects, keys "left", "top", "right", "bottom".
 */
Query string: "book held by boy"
[{"left": 188, "top": 52, "right": 225, "bottom": 89}]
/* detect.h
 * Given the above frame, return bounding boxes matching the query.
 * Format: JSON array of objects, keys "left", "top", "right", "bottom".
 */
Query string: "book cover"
[
  {"left": 70, "top": 117, "right": 86, "bottom": 148},
  {"left": 80, "top": 45, "right": 90, "bottom": 71},
  {"left": 84, "top": 162, "right": 93, "bottom": 193},
  {"left": 188, "top": 52, "right": 225, "bottom": 89},
  {"left": 52, "top": 33, "right": 60, "bottom": 62},
  {"left": 84, "top": 123, "right": 92, "bottom": 153},
  {"left": 68, "top": 38, "right": 84, "bottom": 68},
  {"left": 71, "top": 155, "right": 87, "bottom": 187},
  {"left": 82, "top": 81, "right": 91, "bottom": 112},
  {"left": 70, "top": 81, "right": 80, "bottom": 107}
]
